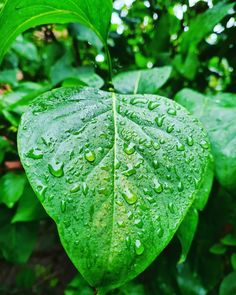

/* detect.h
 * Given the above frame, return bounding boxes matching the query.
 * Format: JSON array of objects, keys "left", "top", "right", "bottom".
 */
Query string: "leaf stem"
[{"left": 105, "top": 45, "right": 114, "bottom": 91}]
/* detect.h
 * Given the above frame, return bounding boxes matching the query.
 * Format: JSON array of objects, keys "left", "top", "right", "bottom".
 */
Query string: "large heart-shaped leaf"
[
  {"left": 18, "top": 87, "right": 212, "bottom": 292},
  {"left": 175, "top": 89, "right": 236, "bottom": 189},
  {"left": 0, "top": 0, "right": 112, "bottom": 63}
]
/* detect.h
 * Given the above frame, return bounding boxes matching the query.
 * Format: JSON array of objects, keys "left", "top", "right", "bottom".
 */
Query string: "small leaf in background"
[
  {"left": 0, "top": 0, "right": 113, "bottom": 63},
  {"left": 177, "top": 263, "right": 207, "bottom": 295},
  {"left": 180, "top": 1, "right": 234, "bottom": 54},
  {"left": 113, "top": 66, "right": 172, "bottom": 94},
  {"left": 221, "top": 234, "right": 236, "bottom": 246},
  {"left": 209, "top": 243, "right": 226, "bottom": 255},
  {"left": 116, "top": 281, "right": 146, "bottom": 295},
  {"left": 175, "top": 89, "right": 236, "bottom": 190},
  {"left": 12, "top": 182, "right": 47, "bottom": 223},
  {"left": 18, "top": 87, "right": 212, "bottom": 291},
  {"left": 65, "top": 273, "right": 94, "bottom": 295},
  {"left": 231, "top": 254, "right": 236, "bottom": 270},
  {"left": 219, "top": 271, "right": 236, "bottom": 295},
  {"left": 0, "top": 222, "right": 37, "bottom": 263},
  {"left": 177, "top": 209, "right": 199, "bottom": 263},
  {"left": 0, "top": 69, "right": 18, "bottom": 87},
  {"left": 68, "top": 23, "right": 103, "bottom": 52},
  {"left": 0, "top": 136, "right": 12, "bottom": 164},
  {"left": 0, "top": 172, "right": 26, "bottom": 208},
  {"left": 50, "top": 51, "right": 104, "bottom": 88},
  {"left": 12, "top": 35, "right": 39, "bottom": 62}
]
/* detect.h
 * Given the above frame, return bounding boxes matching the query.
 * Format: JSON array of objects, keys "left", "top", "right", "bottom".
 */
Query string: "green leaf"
[
  {"left": 221, "top": 234, "right": 236, "bottom": 246},
  {"left": 0, "top": 0, "right": 113, "bottom": 63},
  {"left": 231, "top": 254, "right": 236, "bottom": 270},
  {"left": 50, "top": 51, "right": 104, "bottom": 88},
  {"left": 69, "top": 23, "right": 103, "bottom": 51},
  {"left": 65, "top": 273, "right": 94, "bottom": 295},
  {"left": 113, "top": 67, "right": 172, "bottom": 94},
  {"left": 177, "top": 263, "right": 207, "bottom": 295},
  {"left": 209, "top": 243, "right": 226, "bottom": 255},
  {"left": 177, "top": 158, "right": 213, "bottom": 263},
  {"left": 18, "top": 87, "right": 212, "bottom": 291},
  {"left": 0, "top": 136, "right": 11, "bottom": 164},
  {"left": 0, "top": 222, "right": 37, "bottom": 263},
  {"left": 219, "top": 271, "right": 236, "bottom": 295},
  {"left": 0, "top": 69, "right": 18, "bottom": 86},
  {"left": 0, "top": 172, "right": 27, "bottom": 208},
  {"left": 175, "top": 89, "right": 236, "bottom": 189},
  {"left": 12, "top": 182, "right": 47, "bottom": 223},
  {"left": 180, "top": 1, "right": 234, "bottom": 55},
  {"left": 177, "top": 208, "right": 199, "bottom": 264}
]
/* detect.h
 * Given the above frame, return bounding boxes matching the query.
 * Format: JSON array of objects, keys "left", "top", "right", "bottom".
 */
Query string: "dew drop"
[
  {"left": 122, "top": 189, "right": 138, "bottom": 205},
  {"left": 200, "top": 140, "right": 209, "bottom": 149},
  {"left": 85, "top": 150, "right": 96, "bottom": 162},
  {"left": 70, "top": 184, "right": 80, "bottom": 193},
  {"left": 168, "top": 202, "right": 175, "bottom": 213},
  {"left": 176, "top": 143, "right": 185, "bottom": 151},
  {"left": 61, "top": 199, "right": 66, "bottom": 213},
  {"left": 123, "top": 165, "right": 136, "bottom": 177},
  {"left": 117, "top": 219, "right": 125, "bottom": 227},
  {"left": 177, "top": 181, "right": 184, "bottom": 192},
  {"left": 134, "top": 219, "right": 143, "bottom": 228},
  {"left": 135, "top": 239, "right": 145, "bottom": 255},
  {"left": 148, "top": 101, "right": 159, "bottom": 110},
  {"left": 130, "top": 98, "right": 146, "bottom": 105},
  {"left": 124, "top": 142, "right": 135, "bottom": 155},
  {"left": 187, "top": 136, "right": 194, "bottom": 146},
  {"left": 48, "top": 160, "right": 64, "bottom": 178},
  {"left": 153, "top": 160, "right": 159, "bottom": 169},
  {"left": 155, "top": 116, "right": 165, "bottom": 127},
  {"left": 157, "top": 227, "right": 164, "bottom": 238},
  {"left": 167, "top": 125, "right": 174, "bottom": 133},
  {"left": 36, "top": 182, "right": 47, "bottom": 202},
  {"left": 153, "top": 179, "right": 163, "bottom": 193},
  {"left": 26, "top": 148, "right": 43, "bottom": 159},
  {"left": 82, "top": 183, "right": 88, "bottom": 195},
  {"left": 167, "top": 108, "right": 176, "bottom": 115},
  {"left": 125, "top": 236, "right": 131, "bottom": 248}
]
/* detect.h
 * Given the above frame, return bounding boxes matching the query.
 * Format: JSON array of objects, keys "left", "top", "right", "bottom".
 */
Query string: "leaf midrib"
[{"left": 107, "top": 92, "right": 118, "bottom": 266}]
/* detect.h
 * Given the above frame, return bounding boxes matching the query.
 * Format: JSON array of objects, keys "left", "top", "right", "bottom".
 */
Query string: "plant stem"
[{"left": 105, "top": 45, "right": 114, "bottom": 91}]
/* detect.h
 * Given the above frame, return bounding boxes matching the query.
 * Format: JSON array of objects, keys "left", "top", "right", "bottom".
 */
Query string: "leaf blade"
[{"left": 18, "top": 87, "right": 212, "bottom": 290}]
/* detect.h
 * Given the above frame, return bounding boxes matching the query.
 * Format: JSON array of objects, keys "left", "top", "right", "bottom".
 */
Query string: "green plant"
[{"left": 0, "top": 1, "right": 235, "bottom": 294}]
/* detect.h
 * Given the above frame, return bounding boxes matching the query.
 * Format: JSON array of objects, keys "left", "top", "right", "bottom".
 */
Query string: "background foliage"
[{"left": 0, "top": 0, "right": 236, "bottom": 294}]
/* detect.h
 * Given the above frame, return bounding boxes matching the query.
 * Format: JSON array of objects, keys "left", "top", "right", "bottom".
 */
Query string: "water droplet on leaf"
[
  {"left": 122, "top": 189, "right": 138, "bottom": 204},
  {"left": 135, "top": 239, "right": 145, "bottom": 255},
  {"left": 48, "top": 160, "right": 64, "bottom": 178}
]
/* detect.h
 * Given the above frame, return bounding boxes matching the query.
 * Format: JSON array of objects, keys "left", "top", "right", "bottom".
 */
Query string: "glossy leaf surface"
[
  {"left": 175, "top": 89, "right": 236, "bottom": 189},
  {"left": 0, "top": 0, "right": 112, "bottom": 63},
  {"left": 18, "top": 87, "right": 212, "bottom": 291}
]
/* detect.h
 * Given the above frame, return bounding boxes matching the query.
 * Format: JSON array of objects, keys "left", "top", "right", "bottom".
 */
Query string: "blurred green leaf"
[
  {"left": 0, "top": 0, "right": 113, "bottom": 63},
  {"left": 113, "top": 66, "right": 172, "bottom": 94},
  {"left": 0, "top": 69, "right": 18, "bottom": 86},
  {"left": 0, "top": 172, "right": 26, "bottom": 208},
  {"left": 219, "top": 271, "right": 236, "bottom": 295},
  {"left": 50, "top": 51, "right": 104, "bottom": 88},
  {"left": 0, "top": 136, "right": 11, "bottom": 164},
  {"left": 64, "top": 273, "right": 94, "bottom": 295},
  {"left": 12, "top": 183, "right": 47, "bottom": 223},
  {"left": 221, "top": 234, "right": 236, "bottom": 246},
  {"left": 177, "top": 209, "right": 199, "bottom": 263},
  {"left": 0, "top": 222, "right": 37, "bottom": 263},
  {"left": 180, "top": 1, "right": 234, "bottom": 54},
  {"left": 175, "top": 89, "right": 236, "bottom": 189},
  {"left": 209, "top": 243, "right": 226, "bottom": 255}
]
